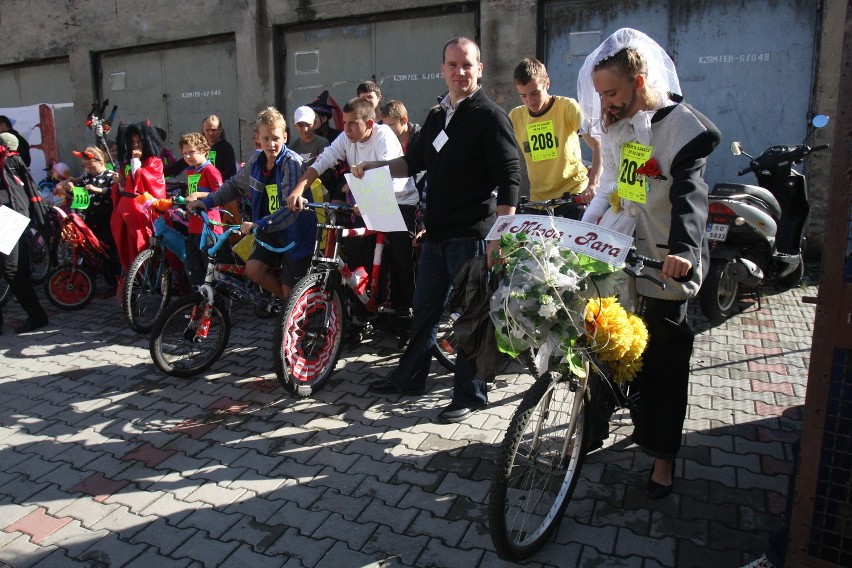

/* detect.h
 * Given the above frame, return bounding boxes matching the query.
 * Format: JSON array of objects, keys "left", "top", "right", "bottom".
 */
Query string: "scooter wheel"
[
  {"left": 699, "top": 259, "right": 739, "bottom": 321},
  {"left": 776, "top": 254, "right": 804, "bottom": 288}
]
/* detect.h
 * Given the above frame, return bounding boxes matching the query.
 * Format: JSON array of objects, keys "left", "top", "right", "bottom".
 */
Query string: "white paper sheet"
[
  {"left": 0, "top": 205, "right": 30, "bottom": 255},
  {"left": 344, "top": 167, "right": 407, "bottom": 233}
]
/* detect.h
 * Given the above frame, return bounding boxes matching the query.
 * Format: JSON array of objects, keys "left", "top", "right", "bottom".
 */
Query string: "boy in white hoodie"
[{"left": 287, "top": 97, "right": 418, "bottom": 315}]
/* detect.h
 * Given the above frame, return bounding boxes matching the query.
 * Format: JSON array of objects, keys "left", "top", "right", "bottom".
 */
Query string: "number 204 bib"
[{"left": 617, "top": 142, "right": 653, "bottom": 204}]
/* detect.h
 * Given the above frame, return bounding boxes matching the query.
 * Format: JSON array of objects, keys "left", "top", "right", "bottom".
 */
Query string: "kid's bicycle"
[
  {"left": 272, "top": 202, "right": 454, "bottom": 397},
  {"left": 122, "top": 189, "right": 190, "bottom": 333},
  {"left": 44, "top": 204, "right": 120, "bottom": 310},
  {"left": 148, "top": 211, "right": 293, "bottom": 377},
  {"left": 488, "top": 236, "right": 665, "bottom": 561}
]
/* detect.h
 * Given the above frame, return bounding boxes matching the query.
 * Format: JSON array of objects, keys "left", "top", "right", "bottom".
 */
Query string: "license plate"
[{"left": 706, "top": 223, "right": 729, "bottom": 242}]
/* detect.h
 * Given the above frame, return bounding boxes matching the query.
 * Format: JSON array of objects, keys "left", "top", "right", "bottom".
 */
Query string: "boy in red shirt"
[{"left": 180, "top": 132, "right": 223, "bottom": 286}]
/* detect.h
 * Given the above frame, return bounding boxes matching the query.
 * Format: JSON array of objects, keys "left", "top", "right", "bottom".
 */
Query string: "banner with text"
[{"left": 486, "top": 214, "right": 634, "bottom": 265}]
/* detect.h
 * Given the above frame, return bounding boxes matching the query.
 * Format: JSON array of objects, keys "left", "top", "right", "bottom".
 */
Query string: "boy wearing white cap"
[{"left": 289, "top": 106, "right": 328, "bottom": 165}]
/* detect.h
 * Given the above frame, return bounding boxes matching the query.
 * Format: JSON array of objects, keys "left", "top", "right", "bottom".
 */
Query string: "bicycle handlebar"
[
  {"left": 516, "top": 192, "right": 584, "bottom": 214},
  {"left": 623, "top": 248, "right": 666, "bottom": 290},
  {"left": 198, "top": 211, "right": 294, "bottom": 254}
]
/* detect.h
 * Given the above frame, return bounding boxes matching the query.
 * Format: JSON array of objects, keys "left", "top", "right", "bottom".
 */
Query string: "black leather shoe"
[
  {"left": 437, "top": 401, "right": 486, "bottom": 424},
  {"left": 14, "top": 318, "right": 49, "bottom": 334},
  {"left": 368, "top": 379, "right": 424, "bottom": 396},
  {"left": 645, "top": 461, "right": 675, "bottom": 499}
]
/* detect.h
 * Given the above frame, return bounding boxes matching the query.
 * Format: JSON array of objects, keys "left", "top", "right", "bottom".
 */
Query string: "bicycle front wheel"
[
  {"left": 149, "top": 292, "right": 230, "bottom": 378},
  {"left": 273, "top": 272, "right": 346, "bottom": 397},
  {"left": 45, "top": 266, "right": 96, "bottom": 310},
  {"left": 123, "top": 248, "right": 172, "bottom": 333},
  {"left": 489, "top": 358, "right": 588, "bottom": 561},
  {"left": 431, "top": 306, "right": 457, "bottom": 372}
]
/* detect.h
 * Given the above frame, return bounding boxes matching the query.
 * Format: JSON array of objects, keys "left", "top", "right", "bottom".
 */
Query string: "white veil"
[{"left": 577, "top": 28, "right": 681, "bottom": 134}]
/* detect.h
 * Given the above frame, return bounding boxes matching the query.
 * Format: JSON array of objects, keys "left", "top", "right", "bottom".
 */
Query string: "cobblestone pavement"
[{"left": 0, "top": 273, "right": 817, "bottom": 567}]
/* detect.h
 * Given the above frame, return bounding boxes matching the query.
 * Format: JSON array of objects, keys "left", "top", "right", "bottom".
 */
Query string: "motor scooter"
[{"left": 698, "top": 114, "right": 830, "bottom": 321}]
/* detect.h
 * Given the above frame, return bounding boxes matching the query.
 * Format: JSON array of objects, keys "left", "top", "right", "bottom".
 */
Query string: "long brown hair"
[{"left": 594, "top": 48, "right": 665, "bottom": 128}]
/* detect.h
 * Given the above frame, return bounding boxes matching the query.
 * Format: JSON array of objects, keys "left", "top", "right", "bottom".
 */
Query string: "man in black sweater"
[{"left": 338, "top": 37, "right": 520, "bottom": 423}]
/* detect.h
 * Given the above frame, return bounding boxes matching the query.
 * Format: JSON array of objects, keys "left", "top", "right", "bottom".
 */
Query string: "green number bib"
[
  {"left": 71, "top": 187, "right": 91, "bottom": 210},
  {"left": 266, "top": 183, "right": 280, "bottom": 213},
  {"left": 526, "top": 120, "right": 558, "bottom": 162},
  {"left": 187, "top": 173, "right": 201, "bottom": 194},
  {"left": 617, "top": 142, "right": 653, "bottom": 204},
  {"left": 207, "top": 150, "right": 217, "bottom": 166}
]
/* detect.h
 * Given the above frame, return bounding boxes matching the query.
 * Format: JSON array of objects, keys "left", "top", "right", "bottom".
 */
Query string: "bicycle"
[
  {"left": 122, "top": 189, "right": 191, "bottom": 333},
  {"left": 487, "top": 239, "right": 665, "bottom": 561},
  {"left": 43, "top": 202, "right": 121, "bottom": 310},
  {"left": 148, "top": 211, "right": 293, "bottom": 378},
  {"left": 272, "top": 201, "right": 450, "bottom": 397}
]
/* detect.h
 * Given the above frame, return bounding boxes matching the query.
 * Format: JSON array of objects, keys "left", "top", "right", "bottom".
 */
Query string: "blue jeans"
[{"left": 388, "top": 237, "right": 487, "bottom": 406}]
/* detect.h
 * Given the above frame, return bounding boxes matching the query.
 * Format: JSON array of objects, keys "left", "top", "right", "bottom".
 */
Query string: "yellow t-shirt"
[{"left": 510, "top": 96, "right": 589, "bottom": 201}]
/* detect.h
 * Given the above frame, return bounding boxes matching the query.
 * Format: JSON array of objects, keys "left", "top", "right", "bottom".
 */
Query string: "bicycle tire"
[
  {"left": 45, "top": 266, "right": 96, "bottom": 310},
  {"left": 273, "top": 272, "right": 346, "bottom": 397},
  {"left": 489, "top": 353, "right": 588, "bottom": 561},
  {"left": 28, "top": 227, "right": 52, "bottom": 284},
  {"left": 123, "top": 248, "right": 172, "bottom": 333},
  {"left": 0, "top": 280, "right": 10, "bottom": 307},
  {"left": 149, "top": 292, "right": 230, "bottom": 378},
  {"left": 431, "top": 307, "right": 457, "bottom": 372}
]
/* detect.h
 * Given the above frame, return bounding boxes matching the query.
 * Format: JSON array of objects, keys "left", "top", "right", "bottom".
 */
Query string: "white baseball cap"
[
  {"left": 293, "top": 106, "right": 316, "bottom": 126},
  {"left": 52, "top": 161, "right": 72, "bottom": 179}
]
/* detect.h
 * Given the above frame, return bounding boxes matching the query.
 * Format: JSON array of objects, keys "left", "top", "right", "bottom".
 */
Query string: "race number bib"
[
  {"left": 187, "top": 173, "right": 201, "bottom": 194},
  {"left": 207, "top": 150, "right": 217, "bottom": 166},
  {"left": 265, "top": 183, "right": 280, "bottom": 213},
  {"left": 526, "top": 120, "right": 558, "bottom": 162},
  {"left": 70, "top": 187, "right": 90, "bottom": 210},
  {"left": 617, "top": 142, "right": 653, "bottom": 204}
]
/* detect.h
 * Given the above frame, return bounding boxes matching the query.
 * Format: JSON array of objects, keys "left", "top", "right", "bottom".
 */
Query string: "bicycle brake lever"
[{"left": 623, "top": 265, "right": 666, "bottom": 290}]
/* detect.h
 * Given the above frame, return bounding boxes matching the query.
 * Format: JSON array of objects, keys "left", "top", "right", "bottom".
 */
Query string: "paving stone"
[
  {"left": 220, "top": 543, "right": 293, "bottom": 568},
  {"left": 184, "top": 481, "right": 247, "bottom": 508},
  {"left": 265, "top": 527, "right": 336, "bottom": 566},
  {"left": 3, "top": 507, "right": 74, "bottom": 544},
  {"left": 315, "top": 540, "right": 386, "bottom": 567},
  {"left": 131, "top": 517, "right": 198, "bottom": 555},
  {"left": 311, "top": 512, "right": 378, "bottom": 550},
  {"left": 171, "top": 528, "right": 241, "bottom": 566},
  {"left": 361, "top": 524, "right": 429, "bottom": 566},
  {"left": 0, "top": 533, "right": 52, "bottom": 568},
  {"left": 415, "top": 537, "right": 484, "bottom": 568}
]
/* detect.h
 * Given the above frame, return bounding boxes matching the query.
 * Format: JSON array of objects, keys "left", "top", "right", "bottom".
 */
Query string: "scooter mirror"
[
  {"left": 812, "top": 114, "right": 829, "bottom": 128},
  {"left": 730, "top": 141, "right": 743, "bottom": 156}
]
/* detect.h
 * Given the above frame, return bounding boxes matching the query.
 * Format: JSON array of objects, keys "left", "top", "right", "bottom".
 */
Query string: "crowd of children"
[{"left": 0, "top": 81, "right": 430, "bottom": 336}]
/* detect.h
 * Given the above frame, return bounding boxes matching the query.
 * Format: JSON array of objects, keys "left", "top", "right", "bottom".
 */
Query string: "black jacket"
[
  {"left": 404, "top": 88, "right": 520, "bottom": 241},
  {"left": 1, "top": 152, "right": 46, "bottom": 227}
]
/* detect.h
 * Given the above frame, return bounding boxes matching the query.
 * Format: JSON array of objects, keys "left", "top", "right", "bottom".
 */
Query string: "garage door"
[
  {"left": 283, "top": 10, "right": 477, "bottom": 129},
  {"left": 98, "top": 37, "right": 240, "bottom": 161}
]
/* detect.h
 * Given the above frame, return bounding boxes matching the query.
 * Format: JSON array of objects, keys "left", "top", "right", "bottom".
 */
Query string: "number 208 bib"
[
  {"left": 617, "top": 141, "right": 653, "bottom": 204},
  {"left": 526, "top": 120, "right": 558, "bottom": 162}
]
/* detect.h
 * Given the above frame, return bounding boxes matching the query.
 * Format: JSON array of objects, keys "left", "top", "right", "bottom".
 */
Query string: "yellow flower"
[
  {"left": 608, "top": 191, "right": 622, "bottom": 213},
  {"left": 584, "top": 297, "right": 649, "bottom": 384}
]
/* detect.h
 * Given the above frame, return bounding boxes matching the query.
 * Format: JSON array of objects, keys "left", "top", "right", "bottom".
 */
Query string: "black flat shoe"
[
  {"left": 14, "top": 318, "right": 49, "bottom": 334},
  {"left": 437, "top": 401, "right": 486, "bottom": 424},
  {"left": 368, "top": 379, "right": 424, "bottom": 396},
  {"left": 645, "top": 460, "right": 675, "bottom": 499}
]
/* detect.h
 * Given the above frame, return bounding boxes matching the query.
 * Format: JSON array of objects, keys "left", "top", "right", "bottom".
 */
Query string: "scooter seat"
[{"left": 710, "top": 183, "right": 782, "bottom": 219}]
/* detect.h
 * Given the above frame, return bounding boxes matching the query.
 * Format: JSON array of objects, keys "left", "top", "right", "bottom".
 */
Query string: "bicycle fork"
[{"left": 188, "top": 284, "right": 216, "bottom": 342}]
